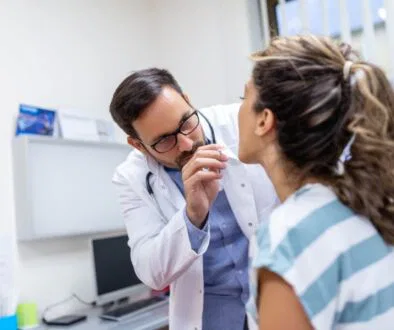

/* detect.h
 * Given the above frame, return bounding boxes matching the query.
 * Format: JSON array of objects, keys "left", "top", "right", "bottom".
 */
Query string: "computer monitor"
[{"left": 91, "top": 234, "right": 147, "bottom": 306}]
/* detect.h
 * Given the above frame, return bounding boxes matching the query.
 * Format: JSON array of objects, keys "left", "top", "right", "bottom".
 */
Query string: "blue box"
[
  {"left": 0, "top": 314, "right": 17, "bottom": 329},
  {"left": 16, "top": 104, "right": 57, "bottom": 137}
]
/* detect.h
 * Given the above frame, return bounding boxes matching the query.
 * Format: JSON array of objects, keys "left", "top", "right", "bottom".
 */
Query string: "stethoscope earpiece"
[{"left": 146, "top": 171, "right": 154, "bottom": 195}]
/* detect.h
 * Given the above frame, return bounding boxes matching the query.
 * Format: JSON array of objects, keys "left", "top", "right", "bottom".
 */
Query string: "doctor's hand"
[{"left": 182, "top": 144, "right": 228, "bottom": 228}]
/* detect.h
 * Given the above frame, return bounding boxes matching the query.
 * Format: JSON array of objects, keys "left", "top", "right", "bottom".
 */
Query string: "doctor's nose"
[{"left": 177, "top": 134, "right": 194, "bottom": 152}]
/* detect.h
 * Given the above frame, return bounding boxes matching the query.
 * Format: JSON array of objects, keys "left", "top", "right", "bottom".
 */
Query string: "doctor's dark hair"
[
  {"left": 110, "top": 68, "right": 184, "bottom": 138},
  {"left": 251, "top": 35, "right": 394, "bottom": 244}
]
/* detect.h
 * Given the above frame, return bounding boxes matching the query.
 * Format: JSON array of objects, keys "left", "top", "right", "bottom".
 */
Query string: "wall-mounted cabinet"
[{"left": 13, "top": 136, "right": 131, "bottom": 240}]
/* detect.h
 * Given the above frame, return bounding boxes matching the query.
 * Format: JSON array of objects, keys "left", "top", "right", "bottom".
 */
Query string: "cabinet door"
[{"left": 25, "top": 140, "right": 129, "bottom": 238}]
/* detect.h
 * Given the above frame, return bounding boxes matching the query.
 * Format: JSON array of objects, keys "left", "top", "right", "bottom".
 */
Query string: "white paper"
[
  {"left": 221, "top": 148, "right": 239, "bottom": 165},
  {"left": 218, "top": 148, "right": 240, "bottom": 191},
  {"left": 58, "top": 112, "right": 100, "bottom": 142},
  {"left": 96, "top": 119, "right": 116, "bottom": 142}
]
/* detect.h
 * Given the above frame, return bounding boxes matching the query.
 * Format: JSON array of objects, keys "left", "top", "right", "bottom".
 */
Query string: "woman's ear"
[{"left": 254, "top": 108, "right": 275, "bottom": 137}]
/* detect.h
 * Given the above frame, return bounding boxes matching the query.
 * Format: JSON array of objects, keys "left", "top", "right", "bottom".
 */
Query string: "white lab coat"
[{"left": 112, "top": 103, "right": 277, "bottom": 330}]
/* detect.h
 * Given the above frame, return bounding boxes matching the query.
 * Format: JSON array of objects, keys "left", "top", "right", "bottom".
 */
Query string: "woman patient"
[{"left": 238, "top": 35, "right": 394, "bottom": 329}]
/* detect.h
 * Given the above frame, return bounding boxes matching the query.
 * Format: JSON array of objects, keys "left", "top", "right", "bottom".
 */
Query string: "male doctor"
[{"left": 110, "top": 68, "right": 277, "bottom": 330}]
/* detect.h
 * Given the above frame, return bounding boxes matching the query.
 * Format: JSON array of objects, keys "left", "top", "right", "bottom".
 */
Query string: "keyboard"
[{"left": 100, "top": 296, "right": 167, "bottom": 321}]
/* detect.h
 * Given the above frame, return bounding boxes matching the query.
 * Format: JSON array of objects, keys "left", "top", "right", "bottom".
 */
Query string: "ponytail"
[{"left": 334, "top": 62, "right": 394, "bottom": 244}]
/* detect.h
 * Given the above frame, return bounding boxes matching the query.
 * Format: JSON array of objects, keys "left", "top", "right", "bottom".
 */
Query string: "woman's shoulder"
[{"left": 267, "top": 184, "right": 352, "bottom": 236}]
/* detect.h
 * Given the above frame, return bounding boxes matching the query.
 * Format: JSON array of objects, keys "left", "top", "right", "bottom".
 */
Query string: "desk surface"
[{"left": 36, "top": 302, "right": 169, "bottom": 330}]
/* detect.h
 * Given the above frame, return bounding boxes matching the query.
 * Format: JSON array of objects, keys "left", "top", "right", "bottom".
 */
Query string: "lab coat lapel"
[
  {"left": 221, "top": 148, "right": 259, "bottom": 238},
  {"left": 146, "top": 155, "right": 186, "bottom": 214}
]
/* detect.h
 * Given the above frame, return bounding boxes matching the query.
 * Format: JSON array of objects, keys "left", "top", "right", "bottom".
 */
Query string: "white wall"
[
  {"left": 0, "top": 0, "right": 256, "bottom": 314},
  {"left": 0, "top": 0, "right": 157, "bottom": 313},
  {"left": 149, "top": 0, "right": 256, "bottom": 108},
  {"left": 351, "top": 24, "right": 391, "bottom": 75}
]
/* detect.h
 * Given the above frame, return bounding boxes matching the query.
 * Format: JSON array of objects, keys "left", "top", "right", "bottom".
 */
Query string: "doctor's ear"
[
  {"left": 182, "top": 93, "right": 191, "bottom": 104},
  {"left": 254, "top": 108, "right": 276, "bottom": 137},
  {"left": 127, "top": 136, "right": 146, "bottom": 153}
]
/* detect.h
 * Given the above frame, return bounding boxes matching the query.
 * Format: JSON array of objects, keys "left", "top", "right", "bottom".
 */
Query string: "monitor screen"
[{"left": 92, "top": 234, "right": 141, "bottom": 297}]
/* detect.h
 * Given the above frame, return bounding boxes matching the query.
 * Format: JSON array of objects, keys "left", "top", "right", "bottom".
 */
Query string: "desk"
[{"left": 36, "top": 302, "right": 169, "bottom": 330}]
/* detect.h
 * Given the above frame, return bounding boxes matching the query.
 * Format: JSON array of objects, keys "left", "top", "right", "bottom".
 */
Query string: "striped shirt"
[{"left": 247, "top": 183, "right": 394, "bottom": 330}]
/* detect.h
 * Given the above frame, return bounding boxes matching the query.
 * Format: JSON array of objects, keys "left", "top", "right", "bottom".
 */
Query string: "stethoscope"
[{"left": 145, "top": 110, "right": 216, "bottom": 198}]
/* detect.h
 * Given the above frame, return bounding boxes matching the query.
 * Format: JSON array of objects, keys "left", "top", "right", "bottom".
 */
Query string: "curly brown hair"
[{"left": 251, "top": 35, "right": 394, "bottom": 244}]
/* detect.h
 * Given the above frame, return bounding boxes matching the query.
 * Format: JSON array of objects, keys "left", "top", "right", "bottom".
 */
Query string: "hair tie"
[
  {"left": 343, "top": 61, "right": 353, "bottom": 80},
  {"left": 336, "top": 133, "right": 356, "bottom": 175}
]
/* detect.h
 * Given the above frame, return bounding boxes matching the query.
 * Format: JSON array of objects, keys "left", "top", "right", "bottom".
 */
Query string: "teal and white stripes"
[{"left": 248, "top": 183, "right": 394, "bottom": 330}]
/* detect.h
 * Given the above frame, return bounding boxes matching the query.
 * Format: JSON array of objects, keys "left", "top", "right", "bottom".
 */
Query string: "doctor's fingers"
[
  {"left": 182, "top": 158, "right": 226, "bottom": 181},
  {"left": 183, "top": 169, "right": 223, "bottom": 187},
  {"left": 195, "top": 143, "right": 224, "bottom": 152},
  {"left": 192, "top": 149, "right": 229, "bottom": 162}
]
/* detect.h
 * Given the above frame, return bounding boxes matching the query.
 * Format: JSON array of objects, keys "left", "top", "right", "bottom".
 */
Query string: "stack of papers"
[{"left": 58, "top": 112, "right": 115, "bottom": 142}]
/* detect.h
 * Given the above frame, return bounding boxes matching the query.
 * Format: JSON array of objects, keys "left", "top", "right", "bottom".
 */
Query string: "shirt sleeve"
[
  {"left": 184, "top": 208, "right": 210, "bottom": 253},
  {"left": 252, "top": 208, "right": 339, "bottom": 330}
]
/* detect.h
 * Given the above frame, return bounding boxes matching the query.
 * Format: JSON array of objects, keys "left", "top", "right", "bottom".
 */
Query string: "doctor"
[{"left": 110, "top": 68, "right": 277, "bottom": 330}]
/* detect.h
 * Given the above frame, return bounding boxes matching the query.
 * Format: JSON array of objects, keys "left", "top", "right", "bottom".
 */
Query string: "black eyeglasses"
[{"left": 147, "top": 110, "right": 200, "bottom": 153}]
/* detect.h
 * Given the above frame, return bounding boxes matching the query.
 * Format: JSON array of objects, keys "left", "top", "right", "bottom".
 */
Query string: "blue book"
[{"left": 16, "top": 104, "right": 57, "bottom": 136}]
